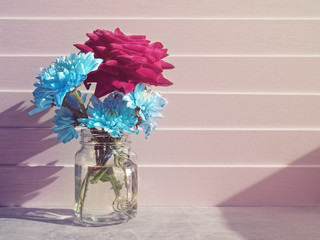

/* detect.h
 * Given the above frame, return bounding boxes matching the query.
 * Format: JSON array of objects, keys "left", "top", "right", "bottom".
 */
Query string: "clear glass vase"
[{"left": 74, "top": 129, "right": 137, "bottom": 226}]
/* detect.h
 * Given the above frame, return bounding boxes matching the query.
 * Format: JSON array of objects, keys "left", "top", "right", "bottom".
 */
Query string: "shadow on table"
[
  {"left": 0, "top": 208, "right": 82, "bottom": 226},
  {"left": 219, "top": 146, "right": 320, "bottom": 239},
  {"left": 0, "top": 207, "right": 132, "bottom": 227}
]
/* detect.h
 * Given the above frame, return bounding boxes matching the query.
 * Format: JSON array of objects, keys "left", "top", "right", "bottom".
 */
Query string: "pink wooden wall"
[{"left": 1, "top": 0, "right": 320, "bottom": 207}]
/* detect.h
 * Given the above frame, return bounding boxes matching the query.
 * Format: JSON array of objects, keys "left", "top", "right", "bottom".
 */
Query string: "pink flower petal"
[
  {"left": 111, "top": 81, "right": 135, "bottom": 94},
  {"left": 75, "top": 28, "right": 174, "bottom": 96},
  {"left": 74, "top": 44, "right": 93, "bottom": 53},
  {"left": 86, "top": 33, "right": 99, "bottom": 41},
  {"left": 150, "top": 42, "right": 164, "bottom": 49},
  {"left": 155, "top": 75, "right": 173, "bottom": 86},
  {"left": 159, "top": 60, "right": 175, "bottom": 69},
  {"left": 99, "top": 63, "right": 120, "bottom": 75},
  {"left": 104, "top": 60, "right": 118, "bottom": 66},
  {"left": 94, "top": 82, "right": 113, "bottom": 98},
  {"left": 136, "top": 67, "right": 158, "bottom": 84}
]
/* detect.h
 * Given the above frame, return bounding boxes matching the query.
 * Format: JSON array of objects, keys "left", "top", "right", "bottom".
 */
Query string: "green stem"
[
  {"left": 110, "top": 170, "right": 121, "bottom": 198},
  {"left": 87, "top": 167, "right": 122, "bottom": 199},
  {"left": 90, "top": 168, "right": 108, "bottom": 184},
  {"left": 114, "top": 154, "right": 120, "bottom": 167},
  {"left": 76, "top": 167, "right": 123, "bottom": 220},
  {"left": 77, "top": 169, "right": 91, "bottom": 220},
  {"left": 72, "top": 90, "right": 88, "bottom": 118},
  {"left": 86, "top": 97, "right": 92, "bottom": 111}
]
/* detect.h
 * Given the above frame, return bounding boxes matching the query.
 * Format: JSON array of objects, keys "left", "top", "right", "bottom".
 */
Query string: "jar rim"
[{"left": 78, "top": 128, "right": 131, "bottom": 146}]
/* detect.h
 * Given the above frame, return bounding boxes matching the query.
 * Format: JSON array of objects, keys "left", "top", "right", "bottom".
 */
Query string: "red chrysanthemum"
[{"left": 74, "top": 28, "right": 174, "bottom": 98}]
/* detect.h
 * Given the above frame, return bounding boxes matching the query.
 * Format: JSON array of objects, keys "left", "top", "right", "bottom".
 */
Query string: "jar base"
[{"left": 74, "top": 205, "right": 137, "bottom": 226}]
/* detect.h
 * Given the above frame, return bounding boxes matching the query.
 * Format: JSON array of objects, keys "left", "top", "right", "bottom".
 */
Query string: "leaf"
[
  {"left": 112, "top": 179, "right": 123, "bottom": 191},
  {"left": 100, "top": 173, "right": 112, "bottom": 182}
]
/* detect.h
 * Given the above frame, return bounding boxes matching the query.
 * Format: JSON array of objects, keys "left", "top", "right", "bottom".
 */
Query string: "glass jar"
[{"left": 74, "top": 129, "right": 137, "bottom": 226}]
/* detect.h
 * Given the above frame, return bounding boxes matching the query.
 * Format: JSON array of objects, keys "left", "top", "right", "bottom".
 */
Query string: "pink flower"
[{"left": 74, "top": 28, "right": 174, "bottom": 98}]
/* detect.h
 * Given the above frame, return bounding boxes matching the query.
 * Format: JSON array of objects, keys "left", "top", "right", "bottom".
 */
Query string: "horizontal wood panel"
[
  {"left": 2, "top": 128, "right": 320, "bottom": 166},
  {"left": 1, "top": 166, "right": 320, "bottom": 207},
  {"left": 1, "top": 20, "right": 320, "bottom": 55},
  {"left": 1, "top": 0, "right": 320, "bottom": 18},
  {"left": 2, "top": 56, "right": 320, "bottom": 93},
  {"left": 2, "top": 92, "right": 320, "bottom": 128},
  {"left": 141, "top": 167, "right": 320, "bottom": 206}
]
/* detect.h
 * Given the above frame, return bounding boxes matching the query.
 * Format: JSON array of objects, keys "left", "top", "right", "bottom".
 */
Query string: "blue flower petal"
[
  {"left": 29, "top": 52, "right": 103, "bottom": 114},
  {"left": 52, "top": 107, "right": 79, "bottom": 143},
  {"left": 122, "top": 83, "right": 167, "bottom": 138},
  {"left": 78, "top": 93, "right": 138, "bottom": 138},
  {"left": 51, "top": 92, "right": 87, "bottom": 143}
]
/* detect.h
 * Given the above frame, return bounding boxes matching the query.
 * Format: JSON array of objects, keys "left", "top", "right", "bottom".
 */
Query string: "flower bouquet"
[{"left": 28, "top": 28, "right": 174, "bottom": 225}]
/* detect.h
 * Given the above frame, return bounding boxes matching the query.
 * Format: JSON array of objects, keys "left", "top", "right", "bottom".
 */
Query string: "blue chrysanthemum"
[
  {"left": 52, "top": 92, "right": 87, "bottom": 143},
  {"left": 28, "top": 52, "right": 102, "bottom": 115},
  {"left": 28, "top": 83, "right": 57, "bottom": 115},
  {"left": 122, "top": 83, "right": 167, "bottom": 138},
  {"left": 78, "top": 94, "right": 138, "bottom": 138}
]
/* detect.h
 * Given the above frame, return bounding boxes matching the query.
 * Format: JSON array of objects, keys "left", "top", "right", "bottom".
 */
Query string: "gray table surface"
[{"left": 0, "top": 207, "right": 319, "bottom": 240}]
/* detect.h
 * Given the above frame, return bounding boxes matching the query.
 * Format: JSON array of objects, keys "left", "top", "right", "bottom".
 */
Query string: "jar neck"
[{"left": 80, "top": 129, "right": 131, "bottom": 147}]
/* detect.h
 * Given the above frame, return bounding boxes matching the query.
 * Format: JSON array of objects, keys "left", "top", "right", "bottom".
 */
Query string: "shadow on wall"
[
  {"left": 219, "top": 147, "right": 320, "bottom": 239},
  {"left": 0, "top": 101, "right": 62, "bottom": 206}
]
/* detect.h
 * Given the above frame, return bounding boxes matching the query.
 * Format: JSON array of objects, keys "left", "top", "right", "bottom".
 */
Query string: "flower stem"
[
  {"left": 90, "top": 167, "right": 108, "bottom": 184},
  {"left": 86, "top": 97, "right": 92, "bottom": 111},
  {"left": 76, "top": 168, "right": 91, "bottom": 220},
  {"left": 110, "top": 169, "right": 121, "bottom": 199},
  {"left": 62, "top": 99, "right": 82, "bottom": 118},
  {"left": 91, "top": 167, "right": 122, "bottom": 198},
  {"left": 72, "top": 90, "right": 88, "bottom": 118}
]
